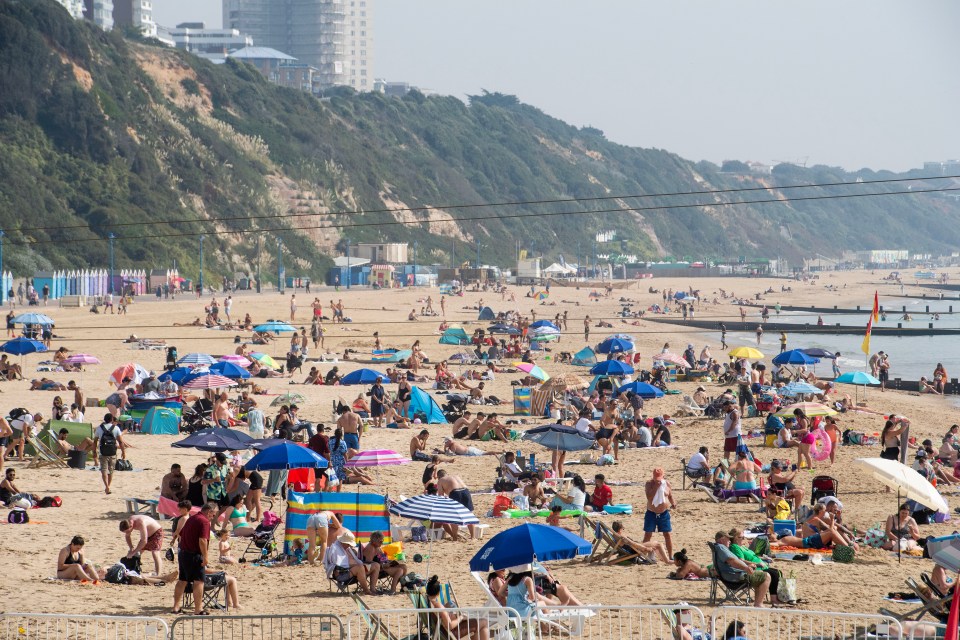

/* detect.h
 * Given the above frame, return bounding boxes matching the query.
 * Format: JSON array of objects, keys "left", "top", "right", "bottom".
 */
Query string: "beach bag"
[
  {"left": 773, "top": 499, "right": 792, "bottom": 522},
  {"left": 597, "top": 454, "right": 615, "bottom": 466},
  {"left": 864, "top": 526, "right": 886, "bottom": 549},
  {"left": 777, "top": 570, "right": 798, "bottom": 603},
  {"left": 750, "top": 536, "right": 770, "bottom": 557},
  {"left": 832, "top": 545, "right": 855, "bottom": 563},
  {"left": 38, "top": 496, "right": 61, "bottom": 508},
  {"left": 115, "top": 459, "right": 133, "bottom": 471},
  {"left": 105, "top": 563, "right": 128, "bottom": 584},
  {"left": 492, "top": 494, "right": 514, "bottom": 517},
  {"left": 98, "top": 426, "right": 118, "bottom": 457},
  {"left": 411, "top": 526, "right": 427, "bottom": 542},
  {"left": 7, "top": 508, "right": 28, "bottom": 524}
]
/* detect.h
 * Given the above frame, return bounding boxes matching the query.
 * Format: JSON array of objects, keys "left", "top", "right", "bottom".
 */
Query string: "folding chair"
[
  {"left": 680, "top": 457, "right": 711, "bottom": 490},
  {"left": 357, "top": 542, "right": 394, "bottom": 593},
  {"left": 707, "top": 542, "right": 751, "bottom": 605},
  {"left": 25, "top": 435, "right": 68, "bottom": 469},
  {"left": 586, "top": 517, "right": 652, "bottom": 566},
  {"left": 182, "top": 571, "right": 228, "bottom": 611},
  {"left": 811, "top": 475, "right": 838, "bottom": 504},
  {"left": 327, "top": 565, "right": 360, "bottom": 595},
  {"left": 352, "top": 593, "right": 403, "bottom": 640}
]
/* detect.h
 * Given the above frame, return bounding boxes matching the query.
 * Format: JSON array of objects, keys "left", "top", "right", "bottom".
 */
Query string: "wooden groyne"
[{"left": 644, "top": 316, "right": 960, "bottom": 336}]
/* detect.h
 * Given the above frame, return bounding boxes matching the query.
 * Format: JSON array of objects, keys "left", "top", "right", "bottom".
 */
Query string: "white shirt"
[
  {"left": 687, "top": 452, "right": 708, "bottom": 472},
  {"left": 637, "top": 426, "right": 652, "bottom": 447},
  {"left": 64, "top": 410, "right": 85, "bottom": 423},
  {"left": 11, "top": 415, "right": 36, "bottom": 436},
  {"left": 503, "top": 461, "right": 523, "bottom": 481},
  {"left": 723, "top": 410, "right": 742, "bottom": 438},
  {"left": 574, "top": 417, "right": 593, "bottom": 436}
]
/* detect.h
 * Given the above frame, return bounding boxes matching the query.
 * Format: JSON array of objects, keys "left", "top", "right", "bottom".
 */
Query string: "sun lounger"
[{"left": 584, "top": 516, "right": 654, "bottom": 566}]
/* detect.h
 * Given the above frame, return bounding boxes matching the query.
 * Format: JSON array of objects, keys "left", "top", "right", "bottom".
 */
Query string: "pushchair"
[
  {"left": 286, "top": 352, "right": 303, "bottom": 374},
  {"left": 242, "top": 513, "right": 282, "bottom": 562}
]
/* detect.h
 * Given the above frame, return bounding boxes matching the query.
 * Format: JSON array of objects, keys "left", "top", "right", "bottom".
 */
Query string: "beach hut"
[
  {"left": 477, "top": 306, "right": 495, "bottom": 321},
  {"left": 439, "top": 327, "right": 470, "bottom": 345},
  {"left": 571, "top": 347, "right": 597, "bottom": 367},
  {"left": 407, "top": 386, "right": 447, "bottom": 423},
  {"left": 141, "top": 407, "right": 180, "bottom": 435}
]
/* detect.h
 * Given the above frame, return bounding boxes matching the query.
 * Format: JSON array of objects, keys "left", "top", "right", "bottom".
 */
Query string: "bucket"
[{"left": 67, "top": 450, "right": 87, "bottom": 469}]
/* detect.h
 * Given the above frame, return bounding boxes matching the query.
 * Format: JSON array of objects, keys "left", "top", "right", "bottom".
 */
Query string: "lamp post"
[
  {"left": 413, "top": 240, "right": 418, "bottom": 287},
  {"left": 276, "top": 238, "right": 284, "bottom": 293},
  {"left": 198, "top": 234, "right": 204, "bottom": 293},
  {"left": 0, "top": 229, "right": 4, "bottom": 305},
  {"left": 476, "top": 240, "right": 481, "bottom": 269},
  {"left": 108, "top": 233, "right": 116, "bottom": 294},
  {"left": 346, "top": 238, "right": 351, "bottom": 290}
]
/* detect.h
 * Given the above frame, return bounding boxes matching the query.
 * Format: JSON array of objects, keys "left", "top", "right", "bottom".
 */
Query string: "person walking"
[
  {"left": 779, "top": 332, "right": 787, "bottom": 353},
  {"left": 93, "top": 414, "right": 125, "bottom": 495},
  {"left": 642, "top": 468, "right": 675, "bottom": 559}
]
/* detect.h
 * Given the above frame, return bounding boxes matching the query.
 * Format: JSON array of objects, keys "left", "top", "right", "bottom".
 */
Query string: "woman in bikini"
[
  {"left": 728, "top": 449, "right": 761, "bottom": 491},
  {"left": 57, "top": 536, "right": 101, "bottom": 582},
  {"left": 771, "top": 510, "right": 856, "bottom": 550},
  {"left": 883, "top": 503, "right": 923, "bottom": 551}
]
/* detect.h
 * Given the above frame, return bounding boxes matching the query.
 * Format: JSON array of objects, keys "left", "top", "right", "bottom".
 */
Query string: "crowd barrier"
[
  {"left": 0, "top": 613, "right": 168, "bottom": 640},
  {"left": 168, "top": 613, "right": 344, "bottom": 640},
  {"left": 710, "top": 606, "right": 904, "bottom": 640},
  {"left": 3, "top": 604, "right": 932, "bottom": 640}
]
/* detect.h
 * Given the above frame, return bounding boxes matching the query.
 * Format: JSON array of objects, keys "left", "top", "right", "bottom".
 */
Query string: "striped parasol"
[
  {"left": 652, "top": 351, "right": 689, "bottom": 368},
  {"left": 345, "top": 449, "right": 410, "bottom": 468},
  {"left": 63, "top": 353, "right": 101, "bottom": 366},
  {"left": 514, "top": 362, "right": 550, "bottom": 381},
  {"left": 774, "top": 402, "right": 837, "bottom": 418},
  {"left": 178, "top": 352, "right": 216, "bottom": 366},
  {"left": 108, "top": 363, "right": 149, "bottom": 386},
  {"left": 219, "top": 354, "right": 251, "bottom": 367},
  {"left": 249, "top": 352, "right": 279, "bottom": 368},
  {"left": 389, "top": 494, "right": 479, "bottom": 525},
  {"left": 182, "top": 374, "right": 238, "bottom": 389}
]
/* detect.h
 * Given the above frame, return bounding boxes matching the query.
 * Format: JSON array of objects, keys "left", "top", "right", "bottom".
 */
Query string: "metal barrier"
[
  {"left": 348, "top": 605, "right": 522, "bottom": 640},
  {"left": 169, "top": 613, "right": 345, "bottom": 640},
  {"left": 0, "top": 613, "right": 168, "bottom": 640},
  {"left": 532, "top": 604, "right": 708, "bottom": 640},
  {"left": 710, "top": 606, "right": 904, "bottom": 640}
]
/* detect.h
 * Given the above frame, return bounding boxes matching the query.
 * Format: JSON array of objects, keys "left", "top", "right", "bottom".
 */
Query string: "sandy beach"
[{"left": 1, "top": 268, "right": 958, "bottom": 621}]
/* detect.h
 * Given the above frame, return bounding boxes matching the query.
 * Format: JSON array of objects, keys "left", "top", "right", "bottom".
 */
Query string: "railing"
[
  {"left": 347, "top": 605, "right": 523, "bottom": 640},
  {"left": 710, "top": 606, "right": 904, "bottom": 640},
  {"left": 907, "top": 622, "right": 947, "bottom": 639},
  {"left": 532, "top": 604, "right": 708, "bottom": 639},
  {"left": 0, "top": 613, "right": 168, "bottom": 640},
  {"left": 169, "top": 613, "right": 345, "bottom": 640}
]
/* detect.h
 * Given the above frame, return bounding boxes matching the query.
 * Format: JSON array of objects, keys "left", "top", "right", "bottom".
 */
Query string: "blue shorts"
[
  {"left": 643, "top": 509, "right": 672, "bottom": 533},
  {"left": 802, "top": 533, "right": 825, "bottom": 549},
  {"left": 344, "top": 432, "right": 360, "bottom": 451}
]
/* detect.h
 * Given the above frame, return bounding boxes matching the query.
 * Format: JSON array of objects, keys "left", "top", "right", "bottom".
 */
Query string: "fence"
[
  {"left": 346, "top": 605, "right": 522, "bottom": 640},
  {"left": 532, "top": 604, "right": 708, "bottom": 640},
  {"left": 909, "top": 622, "right": 947, "bottom": 639},
  {"left": 710, "top": 606, "right": 904, "bottom": 640},
  {"left": 0, "top": 613, "right": 168, "bottom": 640},
  {"left": 169, "top": 613, "right": 344, "bottom": 640}
]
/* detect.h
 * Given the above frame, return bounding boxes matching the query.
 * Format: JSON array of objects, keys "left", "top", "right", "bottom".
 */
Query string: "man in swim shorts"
[{"left": 436, "top": 470, "right": 477, "bottom": 539}]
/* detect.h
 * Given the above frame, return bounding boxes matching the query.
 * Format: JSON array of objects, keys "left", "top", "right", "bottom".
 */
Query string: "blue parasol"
[
  {"left": 522, "top": 424, "right": 595, "bottom": 451},
  {"left": 596, "top": 337, "right": 634, "bottom": 354},
  {"left": 1, "top": 337, "right": 47, "bottom": 356},
  {"left": 469, "top": 523, "right": 592, "bottom": 571},
  {"left": 244, "top": 441, "right": 328, "bottom": 470},
  {"left": 772, "top": 349, "right": 820, "bottom": 366},
  {"left": 589, "top": 360, "right": 634, "bottom": 376},
  {"left": 616, "top": 380, "right": 665, "bottom": 399}
]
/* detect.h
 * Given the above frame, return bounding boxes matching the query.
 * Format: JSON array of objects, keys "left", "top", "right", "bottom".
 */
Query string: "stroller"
[
  {"left": 181, "top": 398, "right": 214, "bottom": 433},
  {"left": 286, "top": 352, "right": 304, "bottom": 374},
  {"left": 811, "top": 476, "right": 839, "bottom": 505},
  {"left": 242, "top": 512, "right": 282, "bottom": 562}
]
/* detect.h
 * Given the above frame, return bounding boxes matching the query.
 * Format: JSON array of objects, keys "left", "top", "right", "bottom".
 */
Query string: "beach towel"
[{"left": 285, "top": 491, "right": 391, "bottom": 554}]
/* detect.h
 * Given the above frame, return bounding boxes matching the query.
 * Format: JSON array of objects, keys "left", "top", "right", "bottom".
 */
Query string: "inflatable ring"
[{"left": 810, "top": 427, "right": 832, "bottom": 462}]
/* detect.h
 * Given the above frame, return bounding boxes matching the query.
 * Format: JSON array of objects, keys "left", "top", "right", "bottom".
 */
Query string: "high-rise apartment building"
[
  {"left": 55, "top": 0, "right": 85, "bottom": 20},
  {"left": 222, "top": 0, "right": 371, "bottom": 91},
  {"left": 113, "top": 0, "right": 156, "bottom": 38},
  {"left": 82, "top": 0, "right": 114, "bottom": 30}
]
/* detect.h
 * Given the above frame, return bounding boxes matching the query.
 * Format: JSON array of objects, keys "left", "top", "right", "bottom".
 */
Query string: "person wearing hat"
[
  {"left": 323, "top": 530, "right": 374, "bottom": 595},
  {"left": 682, "top": 344, "right": 696, "bottom": 370},
  {"left": 712, "top": 530, "right": 770, "bottom": 607},
  {"left": 693, "top": 386, "right": 709, "bottom": 409},
  {"left": 142, "top": 371, "right": 161, "bottom": 394},
  {"left": 768, "top": 459, "right": 804, "bottom": 512}
]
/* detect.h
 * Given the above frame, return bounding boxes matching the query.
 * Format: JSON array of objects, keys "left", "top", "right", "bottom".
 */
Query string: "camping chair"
[
  {"left": 242, "top": 519, "right": 280, "bottom": 562},
  {"left": 677, "top": 395, "right": 705, "bottom": 418},
  {"left": 182, "top": 571, "right": 228, "bottom": 611},
  {"left": 707, "top": 542, "right": 751, "bottom": 605},
  {"left": 328, "top": 564, "right": 360, "bottom": 595},
  {"left": 357, "top": 542, "right": 396, "bottom": 593},
  {"left": 810, "top": 475, "right": 839, "bottom": 505},
  {"left": 680, "top": 457, "right": 711, "bottom": 490},
  {"left": 352, "top": 593, "right": 403, "bottom": 640},
  {"left": 880, "top": 576, "right": 952, "bottom": 625},
  {"left": 586, "top": 517, "right": 653, "bottom": 566}
]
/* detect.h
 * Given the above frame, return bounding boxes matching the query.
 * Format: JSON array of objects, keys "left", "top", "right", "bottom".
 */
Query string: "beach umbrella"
[
  {"left": 605, "top": 334, "right": 635, "bottom": 342},
  {"left": 529, "top": 320, "right": 559, "bottom": 331},
  {"left": 63, "top": 353, "right": 100, "bottom": 366},
  {"left": 469, "top": 523, "right": 592, "bottom": 571},
  {"left": 253, "top": 321, "right": 297, "bottom": 335},
  {"left": 1, "top": 337, "right": 46, "bottom": 355},
  {"left": 728, "top": 346, "right": 764, "bottom": 360},
  {"left": 772, "top": 349, "right": 820, "bottom": 366},
  {"left": 538, "top": 373, "right": 589, "bottom": 392},
  {"left": 270, "top": 392, "right": 306, "bottom": 407},
  {"left": 801, "top": 348, "right": 836, "bottom": 359},
  {"left": 109, "top": 363, "right": 149, "bottom": 386},
  {"left": 245, "top": 441, "right": 328, "bottom": 470},
  {"left": 390, "top": 494, "right": 480, "bottom": 575},
  {"left": 182, "top": 374, "right": 238, "bottom": 389},
  {"left": 534, "top": 291, "right": 549, "bottom": 301},
  {"left": 589, "top": 360, "right": 634, "bottom": 376},
  {"left": 597, "top": 337, "right": 634, "bottom": 354},
  {"left": 219, "top": 354, "right": 251, "bottom": 367},
  {"left": 616, "top": 381, "right": 665, "bottom": 399},
  {"left": 172, "top": 431, "right": 250, "bottom": 452},
  {"left": 209, "top": 361, "right": 251, "bottom": 379},
  {"left": 774, "top": 402, "right": 836, "bottom": 418},
  {"left": 177, "top": 352, "right": 216, "bottom": 366},
  {"left": 514, "top": 362, "right": 550, "bottom": 381},
  {"left": 522, "top": 424, "right": 595, "bottom": 451},
  {"left": 488, "top": 324, "right": 521, "bottom": 335},
  {"left": 345, "top": 449, "right": 410, "bottom": 468},
  {"left": 248, "top": 352, "right": 279, "bottom": 369},
  {"left": 158, "top": 367, "right": 196, "bottom": 384},
  {"left": 529, "top": 328, "right": 560, "bottom": 343},
  {"left": 780, "top": 381, "right": 822, "bottom": 397},
  {"left": 190, "top": 427, "right": 253, "bottom": 443},
  {"left": 652, "top": 352, "right": 689, "bottom": 368},
  {"left": 12, "top": 313, "right": 54, "bottom": 326},
  {"left": 340, "top": 368, "right": 387, "bottom": 385},
  {"left": 835, "top": 371, "right": 881, "bottom": 403}
]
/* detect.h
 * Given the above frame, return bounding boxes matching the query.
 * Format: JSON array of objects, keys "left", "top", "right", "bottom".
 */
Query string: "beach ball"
[{"left": 864, "top": 529, "right": 885, "bottom": 549}]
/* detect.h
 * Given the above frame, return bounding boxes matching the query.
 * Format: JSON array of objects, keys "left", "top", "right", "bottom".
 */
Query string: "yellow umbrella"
[
  {"left": 774, "top": 402, "right": 837, "bottom": 418},
  {"left": 729, "top": 346, "right": 764, "bottom": 360}
]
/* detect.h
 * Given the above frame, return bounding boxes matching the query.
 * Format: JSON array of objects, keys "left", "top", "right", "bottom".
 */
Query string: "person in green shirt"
[{"left": 728, "top": 528, "right": 785, "bottom": 604}]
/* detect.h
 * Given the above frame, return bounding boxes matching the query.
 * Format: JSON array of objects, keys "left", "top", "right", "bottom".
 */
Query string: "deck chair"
[
  {"left": 182, "top": 571, "right": 228, "bottom": 611},
  {"left": 25, "top": 435, "right": 68, "bottom": 469},
  {"left": 707, "top": 542, "right": 751, "bottom": 605},
  {"left": 677, "top": 395, "right": 705, "bottom": 418},
  {"left": 586, "top": 517, "right": 653, "bottom": 566},
  {"left": 351, "top": 593, "right": 402, "bottom": 640},
  {"left": 811, "top": 475, "right": 838, "bottom": 504}
]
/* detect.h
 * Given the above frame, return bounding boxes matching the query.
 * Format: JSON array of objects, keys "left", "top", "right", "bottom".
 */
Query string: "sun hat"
[{"left": 338, "top": 530, "right": 357, "bottom": 545}]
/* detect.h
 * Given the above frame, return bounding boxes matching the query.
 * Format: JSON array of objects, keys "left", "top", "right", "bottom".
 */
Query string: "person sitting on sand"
[
  {"left": 0, "top": 468, "right": 40, "bottom": 506},
  {"left": 57, "top": 535, "right": 103, "bottom": 582},
  {"left": 523, "top": 475, "right": 547, "bottom": 509},
  {"left": 303, "top": 367, "right": 321, "bottom": 385},
  {"left": 53, "top": 347, "right": 80, "bottom": 372},
  {"left": 919, "top": 376, "right": 941, "bottom": 395},
  {"left": 384, "top": 402, "right": 412, "bottom": 429},
  {"left": 0, "top": 355, "right": 23, "bottom": 380},
  {"left": 670, "top": 548, "right": 711, "bottom": 580},
  {"left": 249, "top": 361, "right": 283, "bottom": 378},
  {"left": 324, "top": 367, "right": 342, "bottom": 385},
  {"left": 728, "top": 449, "right": 761, "bottom": 491},
  {"left": 883, "top": 503, "right": 923, "bottom": 552}
]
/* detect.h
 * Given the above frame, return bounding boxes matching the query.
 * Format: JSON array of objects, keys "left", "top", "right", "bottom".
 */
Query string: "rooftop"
[{"left": 228, "top": 47, "right": 296, "bottom": 61}]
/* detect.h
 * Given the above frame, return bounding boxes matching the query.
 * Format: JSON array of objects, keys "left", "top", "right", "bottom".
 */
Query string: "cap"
[
  {"left": 818, "top": 495, "right": 844, "bottom": 509},
  {"left": 916, "top": 449, "right": 928, "bottom": 458}
]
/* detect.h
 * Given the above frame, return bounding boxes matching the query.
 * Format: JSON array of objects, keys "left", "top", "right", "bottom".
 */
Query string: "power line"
[
  {"left": 13, "top": 174, "right": 960, "bottom": 236},
  {"left": 9, "top": 185, "right": 960, "bottom": 247}
]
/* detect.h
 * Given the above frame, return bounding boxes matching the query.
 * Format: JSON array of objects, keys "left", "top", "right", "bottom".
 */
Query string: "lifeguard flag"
[
  {"left": 861, "top": 316, "right": 873, "bottom": 355},
  {"left": 872, "top": 291, "right": 880, "bottom": 322}
]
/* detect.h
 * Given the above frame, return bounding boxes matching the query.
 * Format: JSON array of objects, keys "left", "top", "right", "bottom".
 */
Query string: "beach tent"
[
  {"left": 408, "top": 386, "right": 447, "bottom": 423},
  {"left": 370, "top": 349, "right": 413, "bottom": 364},
  {"left": 477, "top": 306, "right": 495, "bottom": 321},
  {"left": 571, "top": 347, "right": 597, "bottom": 368},
  {"left": 439, "top": 327, "right": 470, "bottom": 345},
  {"left": 141, "top": 407, "right": 180, "bottom": 435}
]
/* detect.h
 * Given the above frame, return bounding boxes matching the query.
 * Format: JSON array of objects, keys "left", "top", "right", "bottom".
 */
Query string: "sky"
[{"left": 154, "top": 1, "right": 960, "bottom": 172}]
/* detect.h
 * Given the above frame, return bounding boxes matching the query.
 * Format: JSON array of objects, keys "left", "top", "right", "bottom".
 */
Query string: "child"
[
  {"left": 287, "top": 538, "right": 305, "bottom": 566},
  {"left": 546, "top": 505, "right": 563, "bottom": 527},
  {"left": 823, "top": 417, "right": 840, "bottom": 465},
  {"left": 218, "top": 529, "right": 236, "bottom": 565}
]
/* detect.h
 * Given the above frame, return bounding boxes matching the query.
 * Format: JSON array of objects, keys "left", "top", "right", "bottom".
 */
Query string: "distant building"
[
  {"left": 746, "top": 161, "right": 773, "bottom": 175},
  {"left": 112, "top": 0, "right": 156, "bottom": 37},
  {"left": 228, "top": 46, "right": 296, "bottom": 78},
  {"left": 82, "top": 0, "right": 114, "bottom": 30},
  {"left": 55, "top": 0, "right": 85, "bottom": 19},
  {"left": 169, "top": 22, "right": 253, "bottom": 61},
  {"left": 373, "top": 79, "right": 415, "bottom": 97},
  {"left": 222, "top": 0, "right": 372, "bottom": 91},
  {"left": 923, "top": 160, "right": 960, "bottom": 176},
  {"left": 348, "top": 243, "right": 408, "bottom": 263},
  {"left": 854, "top": 250, "right": 909, "bottom": 265}
]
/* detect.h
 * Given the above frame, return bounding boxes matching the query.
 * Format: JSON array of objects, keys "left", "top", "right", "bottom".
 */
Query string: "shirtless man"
[
  {"left": 337, "top": 405, "right": 361, "bottom": 451},
  {"left": 67, "top": 381, "right": 85, "bottom": 411},
  {"left": 410, "top": 430, "right": 431, "bottom": 462},
  {"left": 119, "top": 514, "right": 165, "bottom": 575},
  {"left": 476, "top": 413, "right": 510, "bottom": 442},
  {"left": 383, "top": 402, "right": 412, "bottom": 429},
  {"left": 463, "top": 412, "right": 484, "bottom": 439},
  {"left": 443, "top": 438, "right": 499, "bottom": 458},
  {"left": 523, "top": 475, "right": 546, "bottom": 509},
  {"left": 450, "top": 411, "right": 475, "bottom": 439},
  {"left": 212, "top": 393, "right": 231, "bottom": 428},
  {"left": 436, "top": 470, "right": 477, "bottom": 539}
]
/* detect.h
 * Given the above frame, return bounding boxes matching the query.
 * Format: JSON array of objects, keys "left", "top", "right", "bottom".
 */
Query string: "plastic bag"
[{"left": 777, "top": 571, "right": 798, "bottom": 602}]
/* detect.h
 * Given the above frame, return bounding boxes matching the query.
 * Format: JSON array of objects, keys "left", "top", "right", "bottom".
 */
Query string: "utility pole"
[
  {"left": 346, "top": 238, "right": 351, "bottom": 290},
  {"left": 0, "top": 230, "right": 4, "bottom": 305},
  {"left": 476, "top": 240, "right": 481, "bottom": 269},
  {"left": 109, "top": 233, "right": 116, "bottom": 294},
  {"left": 276, "top": 238, "right": 284, "bottom": 293},
  {"left": 413, "top": 241, "right": 418, "bottom": 287},
  {"left": 198, "top": 235, "right": 204, "bottom": 293},
  {"left": 256, "top": 236, "right": 262, "bottom": 293},
  {"left": 451, "top": 239, "right": 455, "bottom": 269}
]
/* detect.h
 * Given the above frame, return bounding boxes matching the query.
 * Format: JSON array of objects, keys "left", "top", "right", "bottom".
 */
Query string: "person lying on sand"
[{"left": 172, "top": 319, "right": 203, "bottom": 327}]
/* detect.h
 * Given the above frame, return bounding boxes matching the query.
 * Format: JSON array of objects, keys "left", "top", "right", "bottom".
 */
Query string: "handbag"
[{"left": 777, "top": 570, "right": 798, "bottom": 603}]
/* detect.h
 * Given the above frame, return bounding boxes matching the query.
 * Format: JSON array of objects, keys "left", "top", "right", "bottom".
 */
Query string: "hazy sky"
[{"left": 155, "top": 1, "right": 959, "bottom": 172}]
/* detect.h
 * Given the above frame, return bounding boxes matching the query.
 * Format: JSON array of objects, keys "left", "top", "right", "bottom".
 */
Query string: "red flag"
[
  {"left": 946, "top": 570, "right": 959, "bottom": 640},
  {"left": 861, "top": 316, "right": 873, "bottom": 355},
  {"left": 872, "top": 291, "right": 879, "bottom": 322}
]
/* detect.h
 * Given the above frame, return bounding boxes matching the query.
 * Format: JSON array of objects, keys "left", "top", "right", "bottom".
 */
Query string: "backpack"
[
  {"left": 98, "top": 425, "right": 118, "bottom": 457},
  {"left": 38, "top": 496, "right": 61, "bottom": 508},
  {"left": 7, "top": 508, "right": 28, "bottom": 524},
  {"left": 8, "top": 408, "right": 29, "bottom": 421},
  {"left": 105, "top": 563, "right": 128, "bottom": 584},
  {"left": 749, "top": 536, "right": 770, "bottom": 557},
  {"left": 120, "top": 554, "right": 142, "bottom": 574}
]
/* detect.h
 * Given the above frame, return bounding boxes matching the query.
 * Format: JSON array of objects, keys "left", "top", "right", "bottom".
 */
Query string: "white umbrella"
[{"left": 854, "top": 458, "right": 948, "bottom": 513}]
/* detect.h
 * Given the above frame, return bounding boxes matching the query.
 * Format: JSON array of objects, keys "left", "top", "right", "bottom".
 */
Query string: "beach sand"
[{"left": 1, "top": 268, "right": 957, "bottom": 620}]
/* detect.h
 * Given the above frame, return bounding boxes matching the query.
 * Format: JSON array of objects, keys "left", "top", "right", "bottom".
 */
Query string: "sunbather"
[
  {"left": 56, "top": 536, "right": 102, "bottom": 582},
  {"left": 670, "top": 548, "right": 710, "bottom": 580},
  {"left": 768, "top": 513, "right": 856, "bottom": 551},
  {"left": 427, "top": 575, "right": 490, "bottom": 640},
  {"left": 54, "top": 428, "right": 95, "bottom": 457},
  {"left": 611, "top": 520, "right": 670, "bottom": 563}
]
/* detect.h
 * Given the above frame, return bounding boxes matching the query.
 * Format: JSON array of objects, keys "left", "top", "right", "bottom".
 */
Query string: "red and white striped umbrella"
[
  {"left": 64, "top": 353, "right": 101, "bottom": 365},
  {"left": 218, "top": 354, "right": 251, "bottom": 367},
  {"left": 652, "top": 352, "right": 689, "bottom": 368},
  {"left": 182, "top": 374, "right": 238, "bottom": 389},
  {"left": 344, "top": 449, "right": 410, "bottom": 468}
]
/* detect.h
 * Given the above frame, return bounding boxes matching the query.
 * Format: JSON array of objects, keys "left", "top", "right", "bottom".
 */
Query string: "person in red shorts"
[
  {"left": 721, "top": 400, "right": 742, "bottom": 461},
  {"left": 590, "top": 473, "right": 613, "bottom": 512}
]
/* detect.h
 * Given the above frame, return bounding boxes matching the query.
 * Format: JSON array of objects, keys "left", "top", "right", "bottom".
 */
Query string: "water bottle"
[{"left": 529, "top": 453, "right": 536, "bottom": 469}]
